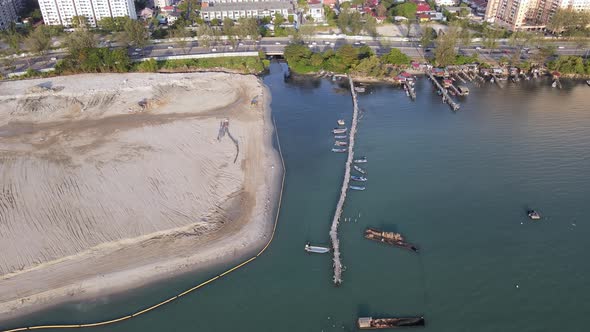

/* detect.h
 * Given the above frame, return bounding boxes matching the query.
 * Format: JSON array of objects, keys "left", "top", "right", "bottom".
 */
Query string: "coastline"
[{"left": 0, "top": 72, "right": 282, "bottom": 323}]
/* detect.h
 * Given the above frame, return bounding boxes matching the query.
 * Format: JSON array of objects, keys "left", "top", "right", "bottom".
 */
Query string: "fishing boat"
[
  {"left": 331, "top": 148, "right": 346, "bottom": 153},
  {"left": 335, "top": 141, "right": 348, "bottom": 146},
  {"left": 304, "top": 243, "right": 330, "bottom": 254},
  {"left": 527, "top": 210, "right": 541, "bottom": 220},
  {"left": 351, "top": 175, "right": 367, "bottom": 182},
  {"left": 364, "top": 228, "right": 419, "bottom": 253},
  {"left": 349, "top": 185, "right": 366, "bottom": 191},
  {"left": 354, "top": 156, "right": 367, "bottom": 163},
  {"left": 358, "top": 317, "right": 425, "bottom": 329},
  {"left": 334, "top": 135, "right": 347, "bottom": 139},
  {"left": 333, "top": 127, "right": 347, "bottom": 134},
  {"left": 354, "top": 165, "right": 366, "bottom": 174},
  {"left": 337, "top": 119, "right": 345, "bottom": 126}
]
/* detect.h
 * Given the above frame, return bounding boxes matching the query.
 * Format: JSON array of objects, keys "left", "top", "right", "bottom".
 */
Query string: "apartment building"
[
  {"left": 485, "top": 0, "right": 590, "bottom": 30},
  {"left": 38, "top": 0, "right": 137, "bottom": 27},
  {"left": 0, "top": 0, "right": 22, "bottom": 30},
  {"left": 200, "top": 0, "right": 293, "bottom": 22}
]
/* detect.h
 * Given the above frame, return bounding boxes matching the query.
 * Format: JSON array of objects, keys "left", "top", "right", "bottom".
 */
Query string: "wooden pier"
[
  {"left": 425, "top": 70, "right": 460, "bottom": 111},
  {"left": 329, "top": 75, "right": 360, "bottom": 285},
  {"left": 403, "top": 81, "right": 416, "bottom": 100}
]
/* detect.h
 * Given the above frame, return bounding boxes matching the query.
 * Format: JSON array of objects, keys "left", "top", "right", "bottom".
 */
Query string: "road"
[{"left": 2, "top": 36, "right": 588, "bottom": 75}]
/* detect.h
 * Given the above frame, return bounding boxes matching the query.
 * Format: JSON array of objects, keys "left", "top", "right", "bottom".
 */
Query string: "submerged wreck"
[
  {"left": 364, "top": 228, "right": 419, "bottom": 253},
  {"left": 358, "top": 316, "right": 425, "bottom": 329}
]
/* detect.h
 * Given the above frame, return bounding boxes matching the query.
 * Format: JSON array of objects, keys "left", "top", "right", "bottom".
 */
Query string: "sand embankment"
[{"left": 0, "top": 73, "right": 281, "bottom": 321}]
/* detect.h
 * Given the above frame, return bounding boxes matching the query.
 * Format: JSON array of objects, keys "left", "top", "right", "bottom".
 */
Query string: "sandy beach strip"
[{"left": 0, "top": 73, "right": 282, "bottom": 321}]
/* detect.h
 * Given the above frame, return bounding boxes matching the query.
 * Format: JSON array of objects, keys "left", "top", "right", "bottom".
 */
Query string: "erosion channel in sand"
[{"left": 0, "top": 72, "right": 281, "bottom": 321}]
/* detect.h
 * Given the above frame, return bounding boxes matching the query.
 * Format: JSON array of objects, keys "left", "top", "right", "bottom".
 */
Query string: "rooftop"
[{"left": 202, "top": 0, "right": 292, "bottom": 11}]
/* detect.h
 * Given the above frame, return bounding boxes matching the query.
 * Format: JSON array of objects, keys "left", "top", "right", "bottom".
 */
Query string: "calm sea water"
[{"left": 3, "top": 63, "right": 590, "bottom": 331}]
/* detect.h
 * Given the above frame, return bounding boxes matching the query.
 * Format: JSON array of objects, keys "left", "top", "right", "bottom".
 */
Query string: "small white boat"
[
  {"left": 335, "top": 141, "right": 348, "bottom": 146},
  {"left": 334, "top": 135, "right": 347, "bottom": 139},
  {"left": 586, "top": 80, "right": 590, "bottom": 86},
  {"left": 332, "top": 148, "right": 346, "bottom": 153},
  {"left": 333, "top": 127, "right": 347, "bottom": 134},
  {"left": 349, "top": 185, "right": 366, "bottom": 191},
  {"left": 527, "top": 210, "right": 541, "bottom": 220},
  {"left": 305, "top": 243, "right": 330, "bottom": 254},
  {"left": 354, "top": 86, "right": 366, "bottom": 93},
  {"left": 354, "top": 165, "right": 366, "bottom": 174},
  {"left": 552, "top": 81, "right": 557, "bottom": 88},
  {"left": 337, "top": 119, "right": 345, "bottom": 126},
  {"left": 354, "top": 156, "right": 367, "bottom": 163}
]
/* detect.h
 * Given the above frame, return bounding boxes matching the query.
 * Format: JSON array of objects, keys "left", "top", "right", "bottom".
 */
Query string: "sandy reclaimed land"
[{"left": 0, "top": 72, "right": 281, "bottom": 321}]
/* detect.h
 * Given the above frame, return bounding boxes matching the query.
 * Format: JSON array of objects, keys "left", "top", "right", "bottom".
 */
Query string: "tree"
[
  {"left": 420, "top": 26, "right": 436, "bottom": 48},
  {"left": 434, "top": 29, "right": 458, "bottom": 66},
  {"left": 211, "top": 18, "right": 220, "bottom": 26},
  {"left": 274, "top": 13, "right": 285, "bottom": 27},
  {"left": 64, "top": 28, "right": 96, "bottom": 55},
  {"left": 383, "top": 48, "right": 410, "bottom": 65},
  {"left": 393, "top": 2, "right": 417, "bottom": 19},
  {"left": 71, "top": 15, "right": 88, "bottom": 28},
  {"left": 482, "top": 26, "right": 499, "bottom": 54},
  {"left": 336, "top": 44, "right": 359, "bottom": 68},
  {"left": 236, "top": 18, "right": 259, "bottom": 40},
  {"left": 2, "top": 25, "right": 22, "bottom": 54},
  {"left": 196, "top": 24, "right": 213, "bottom": 47},
  {"left": 122, "top": 19, "right": 148, "bottom": 48},
  {"left": 357, "top": 45, "right": 374, "bottom": 59},
  {"left": 299, "top": 24, "right": 316, "bottom": 42},
  {"left": 547, "top": 8, "right": 571, "bottom": 34},
  {"left": 25, "top": 25, "right": 52, "bottom": 55},
  {"left": 353, "top": 56, "right": 384, "bottom": 77},
  {"left": 171, "top": 26, "right": 192, "bottom": 53},
  {"left": 223, "top": 17, "right": 235, "bottom": 35},
  {"left": 376, "top": 4, "right": 387, "bottom": 17},
  {"left": 177, "top": 0, "right": 199, "bottom": 24},
  {"left": 283, "top": 44, "right": 312, "bottom": 64},
  {"left": 363, "top": 15, "right": 378, "bottom": 37}
]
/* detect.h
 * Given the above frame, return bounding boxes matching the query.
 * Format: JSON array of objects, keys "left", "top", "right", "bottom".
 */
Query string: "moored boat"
[
  {"left": 334, "top": 135, "right": 347, "bottom": 139},
  {"left": 333, "top": 127, "right": 347, "bottom": 134},
  {"left": 335, "top": 141, "right": 348, "bottom": 146},
  {"left": 337, "top": 119, "right": 345, "bottom": 126},
  {"left": 586, "top": 80, "right": 590, "bottom": 86},
  {"left": 304, "top": 243, "right": 330, "bottom": 254},
  {"left": 364, "top": 228, "right": 419, "bottom": 253},
  {"left": 358, "top": 317, "right": 425, "bottom": 329},
  {"left": 354, "top": 156, "right": 367, "bottom": 163},
  {"left": 527, "top": 210, "right": 541, "bottom": 220},
  {"left": 354, "top": 86, "right": 366, "bottom": 93},
  {"left": 354, "top": 165, "right": 366, "bottom": 174},
  {"left": 331, "top": 148, "right": 346, "bottom": 153},
  {"left": 351, "top": 175, "right": 367, "bottom": 182},
  {"left": 349, "top": 185, "right": 366, "bottom": 191}
]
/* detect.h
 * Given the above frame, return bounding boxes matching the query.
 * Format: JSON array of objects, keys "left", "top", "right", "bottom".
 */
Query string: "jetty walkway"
[
  {"left": 425, "top": 70, "right": 460, "bottom": 111},
  {"left": 329, "top": 75, "right": 360, "bottom": 285}
]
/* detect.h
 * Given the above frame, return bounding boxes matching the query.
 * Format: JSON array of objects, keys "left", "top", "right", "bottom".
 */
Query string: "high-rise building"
[
  {"left": 0, "top": 0, "right": 22, "bottom": 30},
  {"left": 485, "top": 0, "right": 590, "bottom": 30},
  {"left": 154, "top": 0, "right": 172, "bottom": 8},
  {"left": 38, "top": 0, "right": 137, "bottom": 27}
]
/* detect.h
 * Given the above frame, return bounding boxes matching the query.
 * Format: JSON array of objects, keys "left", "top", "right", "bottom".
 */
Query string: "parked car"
[{"left": 167, "top": 46, "right": 173, "bottom": 49}]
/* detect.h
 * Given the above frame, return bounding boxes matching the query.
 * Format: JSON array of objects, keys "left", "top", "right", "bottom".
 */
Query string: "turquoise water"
[{"left": 3, "top": 63, "right": 590, "bottom": 331}]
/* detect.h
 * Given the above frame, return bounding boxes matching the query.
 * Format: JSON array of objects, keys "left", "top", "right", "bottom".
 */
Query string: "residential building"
[
  {"left": 155, "top": 0, "right": 172, "bottom": 8},
  {"left": 435, "top": 0, "right": 459, "bottom": 6},
  {"left": 37, "top": 0, "right": 137, "bottom": 27},
  {"left": 484, "top": 0, "right": 589, "bottom": 30},
  {"left": 560, "top": 0, "right": 590, "bottom": 10},
  {"left": 0, "top": 0, "right": 22, "bottom": 30},
  {"left": 306, "top": 0, "right": 325, "bottom": 22},
  {"left": 139, "top": 7, "right": 154, "bottom": 19},
  {"left": 200, "top": 0, "right": 293, "bottom": 21}
]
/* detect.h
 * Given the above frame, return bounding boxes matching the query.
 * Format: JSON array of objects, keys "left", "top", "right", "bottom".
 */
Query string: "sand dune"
[{"left": 0, "top": 73, "right": 280, "bottom": 320}]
